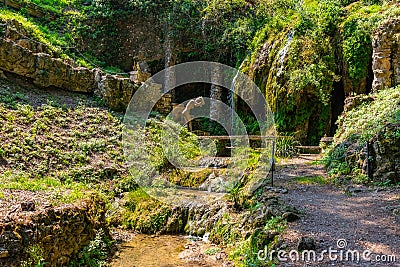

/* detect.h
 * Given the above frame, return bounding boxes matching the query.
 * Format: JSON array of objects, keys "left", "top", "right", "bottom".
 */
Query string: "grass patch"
[
  {"left": 70, "top": 228, "right": 113, "bottom": 267},
  {"left": 294, "top": 175, "right": 327, "bottom": 185},
  {"left": 0, "top": 170, "right": 92, "bottom": 203},
  {"left": 0, "top": 8, "right": 62, "bottom": 52},
  {"left": 229, "top": 216, "right": 287, "bottom": 267}
]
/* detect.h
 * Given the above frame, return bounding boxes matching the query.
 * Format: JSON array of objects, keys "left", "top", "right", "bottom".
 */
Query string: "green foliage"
[
  {"left": 0, "top": 8, "right": 62, "bottom": 52},
  {"left": 374, "top": 179, "right": 396, "bottom": 187},
  {"left": 0, "top": 87, "right": 29, "bottom": 109},
  {"left": 244, "top": 0, "right": 399, "bottom": 144},
  {"left": 0, "top": 103, "right": 126, "bottom": 183},
  {"left": 21, "top": 244, "right": 46, "bottom": 267},
  {"left": 275, "top": 134, "right": 300, "bottom": 158},
  {"left": 342, "top": 21, "right": 371, "bottom": 80},
  {"left": 341, "top": 3, "right": 396, "bottom": 82},
  {"left": 230, "top": 216, "right": 286, "bottom": 267},
  {"left": 325, "top": 86, "right": 400, "bottom": 182},
  {"left": 139, "top": 118, "right": 202, "bottom": 173},
  {"left": 335, "top": 86, "right": 400, "bottom": 143},
  {"left": 30, "top": 0, "right": 72, "bottom": 12},
  {"left": 81, "top": 0, "right": 271, "bottom": 66},
  {"left": 245, "top": 0, "right": 343, "bottom": 144},
  {"left": 204, "top": 247, "right": 221, "bottom": 256},
  {"left": 71, "top": 229, "right": 113, "bottom": 267},
  {"left": 294, "top": 175, "right": 327, "bottom": 185}
]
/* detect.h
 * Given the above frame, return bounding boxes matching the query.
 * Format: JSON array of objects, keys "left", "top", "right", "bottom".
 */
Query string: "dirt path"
[{"left": 275, "top": 155, "right": 400, "bottom": 267}]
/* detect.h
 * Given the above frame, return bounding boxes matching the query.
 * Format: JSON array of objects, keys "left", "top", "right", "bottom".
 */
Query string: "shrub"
[{"left": 71, "top": 229, "right": 113, "bottom": 267}]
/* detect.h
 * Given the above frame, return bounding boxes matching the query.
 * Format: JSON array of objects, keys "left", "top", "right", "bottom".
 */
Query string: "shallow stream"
[{"left": 111, "top": 234, "right": 228, "bottom": 267}]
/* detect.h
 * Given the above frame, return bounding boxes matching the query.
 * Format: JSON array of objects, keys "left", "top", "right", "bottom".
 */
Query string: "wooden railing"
[{"left": 196, "top": 135, "right": 277, "bottom": 140}]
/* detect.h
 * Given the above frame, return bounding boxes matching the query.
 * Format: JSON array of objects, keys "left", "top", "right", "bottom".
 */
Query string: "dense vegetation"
[
  {"left": 325, "top": 85, "right": 400, "bottom": 184},
  {"left": 1, "top": 0, "right": 399, "bottom": 143},
  {"left": 0, "top": 76, "right": 288, "bottom": 266},
  {"left": 0, "top": 0, "right": 399, "bottom": 266},
  {"left": 244, "top": 0, "right": 399, "bottom": 144}
]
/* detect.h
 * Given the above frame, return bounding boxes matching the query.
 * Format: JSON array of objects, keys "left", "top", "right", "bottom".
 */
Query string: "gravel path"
[{"left": 275, "top": 155, "right": 400, "bottom": 267}]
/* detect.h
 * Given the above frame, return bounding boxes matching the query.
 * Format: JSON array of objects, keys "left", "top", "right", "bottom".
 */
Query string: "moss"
[
  {"left": 168, "top": 169, "right": 213, "bottom": 188},
  {"left": 122, "top": 189, "right": 172, "bottom": 233}
]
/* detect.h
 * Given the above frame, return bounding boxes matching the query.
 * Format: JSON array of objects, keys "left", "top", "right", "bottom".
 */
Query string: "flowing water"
[
  {"left": 277, "top": 30, "right": 294, "bottom": 76},
  {"left": 228, "top": 60, "right": 245, "bottom": 135}
]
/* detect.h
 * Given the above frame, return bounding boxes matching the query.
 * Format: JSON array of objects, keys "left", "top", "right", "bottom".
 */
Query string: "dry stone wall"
[{"left": 0, "top": 199, "right": 106, "bottom": 267}]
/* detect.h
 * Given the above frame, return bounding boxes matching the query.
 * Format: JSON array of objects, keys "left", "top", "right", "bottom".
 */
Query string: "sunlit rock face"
[{"left": 372, "top": 18, "right": 400, "bottom": 92}]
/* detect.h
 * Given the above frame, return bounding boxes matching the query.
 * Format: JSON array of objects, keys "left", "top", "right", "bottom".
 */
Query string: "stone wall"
[
  {"left": 154, "top": 93, "right": 173, "bottom": 115},
  {"left": 95, "top": 72, "right": 139, "bottom": 111},
  {"left": 0, "top": 198, "right": 106, "bottom": 267},
  {"left": 372, "top": 18, "right": 400, "bottom": 92},
  {"left": 0, "top": 38, "right": 96, "bottom": 93}
]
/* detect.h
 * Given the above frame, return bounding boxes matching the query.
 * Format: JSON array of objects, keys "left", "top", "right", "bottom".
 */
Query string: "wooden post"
[
  {"left": 366, "top": 141, "right": 372, "bottom": 180},
  {"left": 271, "top": 140, "right": 275, "bottom": 187}
]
